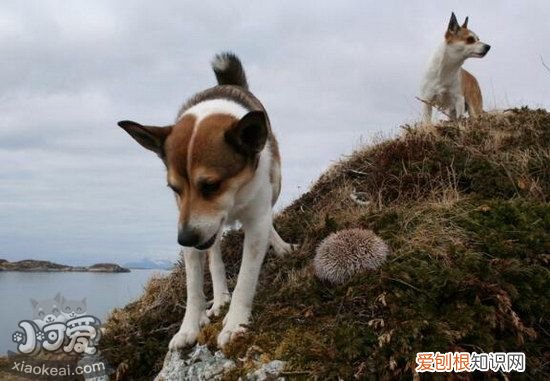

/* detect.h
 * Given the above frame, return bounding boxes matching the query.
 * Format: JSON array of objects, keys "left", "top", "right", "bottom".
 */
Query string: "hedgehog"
[{"left": 313, "top": 228, "right": 389, "bottom": 285}]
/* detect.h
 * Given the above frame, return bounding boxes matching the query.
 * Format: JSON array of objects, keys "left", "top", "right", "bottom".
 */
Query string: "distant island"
[{"left": 0, "top": 259, "right": 130, "bottom": 273}]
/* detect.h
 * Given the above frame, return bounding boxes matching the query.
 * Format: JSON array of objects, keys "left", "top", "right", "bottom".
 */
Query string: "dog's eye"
[
  {"left": 167, "top": 184, "right": 182, "bottom": 194},
  {"left": 466, "top": 36, "right": 476, "bottom": 44},
  {"left": 199, "top": 180, "right": 221, "bottom": 197}
]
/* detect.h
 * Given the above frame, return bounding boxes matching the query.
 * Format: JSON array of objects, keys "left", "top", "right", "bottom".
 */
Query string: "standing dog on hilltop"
[
  {"left": 118, "top": 52, "right": 293, "bottom": 349},
  {"left": 421, "top": 12, "right": 491, "bottom": 123}
]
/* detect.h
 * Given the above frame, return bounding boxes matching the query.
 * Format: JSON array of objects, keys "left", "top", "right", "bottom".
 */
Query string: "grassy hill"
[{"left": 100, "top": 108, "right": 549, "bottom": 380}]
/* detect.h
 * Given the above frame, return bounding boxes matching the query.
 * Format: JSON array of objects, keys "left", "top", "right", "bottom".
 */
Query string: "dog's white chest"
[{"left": 433, "top": 87, "right": 456, "bottom": 108}]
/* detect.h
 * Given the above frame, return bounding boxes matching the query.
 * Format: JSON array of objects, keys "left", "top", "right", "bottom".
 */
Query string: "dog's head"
[
  {"left": 118, "top": 109, "right": 268, "bottom": 250},
  {"left": 445, "top": 12, "right": 491, "bottom": 60}
]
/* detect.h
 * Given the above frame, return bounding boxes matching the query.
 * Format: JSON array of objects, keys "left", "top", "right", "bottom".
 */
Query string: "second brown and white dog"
[
  {"left": 421, "top": 12, "right": 491, "bottom": 123},
  {"left": 118, "top": 52, "right": 293, "bottom": 349}
]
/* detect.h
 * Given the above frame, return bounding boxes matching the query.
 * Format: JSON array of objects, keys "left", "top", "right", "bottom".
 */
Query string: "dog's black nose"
[
  {"left": 484, "top": 44, "right": 491, "bottom": 53},
  {"left": 178, "top": 228, "right": 200, "bottom": 247}
]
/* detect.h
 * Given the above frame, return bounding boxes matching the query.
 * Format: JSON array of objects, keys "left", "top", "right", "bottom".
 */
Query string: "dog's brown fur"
[
  {"left": 461, "top": 69, "right": 483, "bottom": 116},
  {"left": 165, "top": 113, "right": 256, "bottom": 224}
]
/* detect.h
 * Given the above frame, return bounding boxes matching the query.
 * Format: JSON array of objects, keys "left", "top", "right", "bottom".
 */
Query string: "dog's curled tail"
[{"left": 212, "top": 52, "right": 249, "bottom": 90}]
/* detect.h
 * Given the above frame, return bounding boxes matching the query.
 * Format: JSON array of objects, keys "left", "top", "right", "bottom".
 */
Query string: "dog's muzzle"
[
  {"left": 194, "top": 234, "right": 217, "bottom": 251},
  {"left": 480, "top": 44, "right": 491, "bottom": 57},
  {"left": 177, "top": 227, "right": 200, "bottom": 247},
  {"left": 177, "top": 227, "right": 218, "bottom": 250},
  {"left": 178, "top": 219, "right": 223, "bottom": 250}
]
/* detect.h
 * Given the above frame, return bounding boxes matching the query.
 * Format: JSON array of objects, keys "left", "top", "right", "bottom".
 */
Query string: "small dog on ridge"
[
  {"left": 420, "top": 12, "right": 491, "bottom": 123},
  {"left": 118, "top": 52, "right": 293, "bottom": 349}
]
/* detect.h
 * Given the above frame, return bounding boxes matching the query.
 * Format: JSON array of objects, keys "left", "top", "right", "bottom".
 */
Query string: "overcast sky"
[{"left": 1, "top": 1, "right": 549, "bottom": 265}]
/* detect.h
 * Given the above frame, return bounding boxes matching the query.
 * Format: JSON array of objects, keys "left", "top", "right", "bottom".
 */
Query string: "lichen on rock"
[
  {"left": 154, "top": 345, "right": 235, "bottom": 381},
  {"left": 154, "top": 345, "right": 285, "bottom": 381}
]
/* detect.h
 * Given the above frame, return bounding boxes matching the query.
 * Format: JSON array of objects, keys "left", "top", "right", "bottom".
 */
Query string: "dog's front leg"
[
  {"left": 207, "top": 238, "right": 231, "bottom": 318},
  {"left": 455, "top": 95, "right": 466, "bottom": 119},
  {"left": 422, "top": 102, "right": 433, "bottom": 124},
  {"left": 217, "top": 213, "right": 271, "bottom": 348},
  {"left": 168, "top": 248, "right": 209, "bottom": 350},
  {"left": 270, "top": 225, "right": 294, "bottom": 257}
]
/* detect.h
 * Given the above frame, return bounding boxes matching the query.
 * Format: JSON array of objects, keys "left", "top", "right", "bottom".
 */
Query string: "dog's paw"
[
  {"left": 200, "top": 313, "right": 211, "bottom": 326},
  {"left": 217, "top": 322, "right": 248, "bottom": 348},
  {"left": 218, "top": 310, "right": 250, "bottom": 348},
  {"left": 168, "top": 314, "right": 210, "bottom": 350},
  {"left": 169, "top": 328, "right": 199, "bottom": 350},
  {"left": 207, "top": 293, "right": 231, "bottom": 318},
  {"left": 271, "top": 241, "right": 297, "bottom": 257}
]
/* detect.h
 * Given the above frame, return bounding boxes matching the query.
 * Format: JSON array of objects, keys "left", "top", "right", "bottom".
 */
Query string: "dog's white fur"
[
  {"left": 179, "top": 98, "right": 248, "bottom": 124},
  {"left": 422, "top": 42, "right": 463, "bottom": 122}
]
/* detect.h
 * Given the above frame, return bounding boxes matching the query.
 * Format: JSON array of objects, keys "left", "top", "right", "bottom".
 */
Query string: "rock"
[
  {"left": 154, "top": 345, "right": 286, "bottom": 381},
  {"left": 154, "top": 345, "right": 235, "bottom": 381},
  {"left": 245, "top": 360, "right": 286, "bottom": 381}
]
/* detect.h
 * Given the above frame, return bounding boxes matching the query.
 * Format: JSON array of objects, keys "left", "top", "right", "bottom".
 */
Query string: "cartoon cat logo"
[
  {"left": 30, "top": 293, "right": 65, "bottom": 329},
  {"left": 61, "top": 297, "right": 87, "bottom": 320},
  {"left": 13, "top": 293, "right": 102, "bottom": 357}
]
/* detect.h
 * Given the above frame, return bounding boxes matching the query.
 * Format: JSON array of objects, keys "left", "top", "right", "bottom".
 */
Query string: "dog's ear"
[
  {"left": 447, "top": 12, "right": 460, "bottom": 34},
  {"left": 118, "top": 120, "right": 172, "bottom": 157},
  {"left": 462, "top": 16, "right": 469, "bottom": 29},
  {"left": 225, "top": 111, "right": 268, "bottom": 157}
]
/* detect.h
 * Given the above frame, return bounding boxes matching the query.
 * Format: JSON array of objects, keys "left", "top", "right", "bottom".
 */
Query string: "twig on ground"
[
  {"left": 388, "top": 277, "right": 433, "bottom": 298},
  {"left": 415, "top": 96, "right": 453, "bottom": 119}
]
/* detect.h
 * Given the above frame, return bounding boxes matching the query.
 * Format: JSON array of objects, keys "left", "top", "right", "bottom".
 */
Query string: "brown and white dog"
[
  {"left": 421, "top": 12, "right": 491, "bottom": 123},
  {"left": 118, "top": 52, "right": 293, "bottom": 349}
]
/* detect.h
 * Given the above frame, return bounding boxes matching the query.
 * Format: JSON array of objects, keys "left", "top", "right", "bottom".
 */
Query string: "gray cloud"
[{"left": 1, "top": 0, "right": 549, "bottom": 264}]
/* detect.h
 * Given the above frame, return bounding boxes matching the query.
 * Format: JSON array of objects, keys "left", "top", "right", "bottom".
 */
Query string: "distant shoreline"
[{"left": 0, "top": 259, "right": 130, "bottom": 273}]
